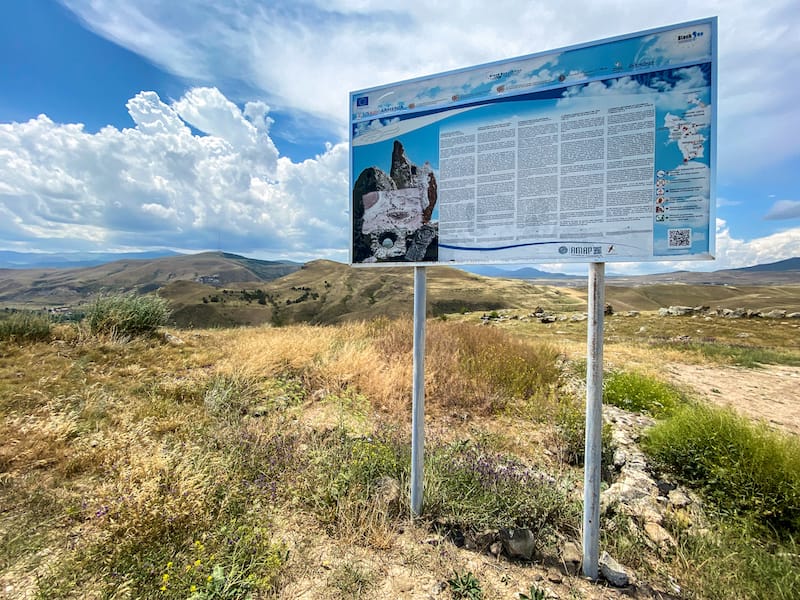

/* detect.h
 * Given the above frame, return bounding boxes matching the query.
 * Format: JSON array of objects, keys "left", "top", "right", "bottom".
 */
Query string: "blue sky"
[{"left": 1, "top": 0, "right": 798, "bottom": 274}]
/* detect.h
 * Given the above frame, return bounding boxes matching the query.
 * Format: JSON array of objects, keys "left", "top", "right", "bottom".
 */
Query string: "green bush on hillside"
[
  {"left": 642, "top": 403, "right": 800, "bottom": 535},
  {"left": 86, "top": 293, "right": 170, "bottom": 337},
  {"left": 0, "top": 311, "right": 52, "bottom": 343}
]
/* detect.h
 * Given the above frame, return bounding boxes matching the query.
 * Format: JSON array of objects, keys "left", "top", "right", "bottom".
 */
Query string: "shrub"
[
  {"left": 0, "top": 311, "right": 52, "bottom": 343},
  {"left": 642, "top": 404, "right": 800, "bottom": 535},
  {"left": 424, "top": 440, "right": 579, "bottom": 540},
  {"left": 603, "top": 371, "right": 683, "bottom": 417},
  {"left": 554, "top": 398, "right": 614, "bottom": 475},
  {"left": 305, "top": 428, "right": 408, "bottom": 547},
  {"left": 86, "top": 293, "right": 170, "bottom": 337},
  {"left": 303, "top": 430, "right": 579, "bottom": 550}
]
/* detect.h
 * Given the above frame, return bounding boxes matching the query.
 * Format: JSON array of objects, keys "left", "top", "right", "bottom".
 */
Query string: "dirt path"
[{"left": 663, "top": 363, "right": 800, "bottom": 436}]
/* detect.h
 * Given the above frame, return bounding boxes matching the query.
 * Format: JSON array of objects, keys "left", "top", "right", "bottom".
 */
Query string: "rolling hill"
[
  {"left": 2, "top": 252, "right": 799, "bottom": 326},
  {"left": 160, "top": 260, "right": 586, "bottom": 328},
  {"left": 0, "top": 251, "right": 300, "bottom": 308}
]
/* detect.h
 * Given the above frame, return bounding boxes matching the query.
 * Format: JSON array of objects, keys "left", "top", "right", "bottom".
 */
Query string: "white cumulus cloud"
[
  {"left": 539, "top": 218, "right": 800, "bottom": 276},
  {"left": 59, "top": 0, "right": 800, "bottom": 177},
  {"left": 0, "top": 88, "right": 348, "bottom": 258}
]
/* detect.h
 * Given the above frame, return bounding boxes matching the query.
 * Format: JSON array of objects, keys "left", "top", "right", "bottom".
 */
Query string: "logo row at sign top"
[{"left": 351, "top": 20, "right": 713, "bottom": 123}]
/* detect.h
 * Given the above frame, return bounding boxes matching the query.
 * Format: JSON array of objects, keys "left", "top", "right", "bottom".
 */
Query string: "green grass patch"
[
  {"left": 424, "top": 440, "right": 579, "bottom": 541},
  {"left": 304, "top": 429, "right": 579, "bottom": 550},
  {"left": 671, "top": 519, "right": 800, "bottom": 600},
  {"left": 303, "top": 428, "right": 407, "bottom": 546},
  {"left": 653, "top": 340, "right": 800, "bottom": 367},
  {"left": 86, "top": 293, "right": 170, "bottom": 338},
  {"left": 448, "top": 570, "right": 483, "bottom": 599},
  {"left": 603, "top": 370, "right": 684, "bottom": 417},
  {"left": 642, "top": 403, "right": 800, "bottom": 535},
  {"left": 0, "top": 311, "right": 52, "bottom": 343}
]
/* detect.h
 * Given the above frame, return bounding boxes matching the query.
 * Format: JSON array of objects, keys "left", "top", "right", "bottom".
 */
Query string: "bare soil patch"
[{"left": 663, "top": 363, "right": 800, "bottom": 435}]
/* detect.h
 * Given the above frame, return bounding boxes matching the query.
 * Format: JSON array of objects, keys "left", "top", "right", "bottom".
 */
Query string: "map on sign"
[{"left": 349, "top": 18, "right": 717, "bottom": 265}]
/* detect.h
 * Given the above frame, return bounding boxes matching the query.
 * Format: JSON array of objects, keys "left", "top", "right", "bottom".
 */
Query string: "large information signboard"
[{"left": 350, "top": 18, "right": 716, "bottom": 265}]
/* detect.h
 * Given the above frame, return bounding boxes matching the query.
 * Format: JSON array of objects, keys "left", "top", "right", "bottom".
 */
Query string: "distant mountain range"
[
  {"left": 608, "top": 257, "right": 800, "bottom": 285},
  {"left": 0, "top": 250, "right": 182, "bottom": 269},
  {"left": 460, "top": 264, "right": 573, "bottom": 279},
  {"left": 728, "top": 257, "right": 800, "bottom": 273},
  {"left": 4, "top": 250, "right": 798, "bottom": 284},
  {"left": 463, "top": 257, "right": 800, "bottom": 283}
]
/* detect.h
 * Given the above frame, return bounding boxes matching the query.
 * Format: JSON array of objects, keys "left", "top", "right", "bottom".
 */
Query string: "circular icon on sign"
[{"left": 559, "top": 246, "right": 568, "bottom": 255}]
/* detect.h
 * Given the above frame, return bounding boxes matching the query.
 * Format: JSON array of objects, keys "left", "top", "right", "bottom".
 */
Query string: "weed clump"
[
  {"left": 0, "top": 311, "right": 52, "bottom": 343},
  {"left": 643, "top": 403, "right": 800, "bottom": 535},
  {"left": 424, "top": 440, "right": 579, "bottom": 541},
  {"left": 86, "top": 293, "right": 170, "bottom": 338},
  {"left": 603, "top": 370, "right": 683, "bottom": 417},
  {"left": 448, "top": 570, "right": 483, "bottom": 599},
  {"left": 305, "top": 428, "right": 407, "bottom": 547},
  {"left": 424, "top": 321, "right": 564, "bottom": 414},
  {"left": 553, "top": 398, "right": 614, "bottom": 473}
]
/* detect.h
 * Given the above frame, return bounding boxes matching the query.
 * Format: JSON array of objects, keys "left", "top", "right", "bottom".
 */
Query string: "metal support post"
[
  {"left": 582, "top": 262, "right": 605, "bottom": 579},
  {"left": 410, "top": 266, "right": 427, "bottom": 517}
]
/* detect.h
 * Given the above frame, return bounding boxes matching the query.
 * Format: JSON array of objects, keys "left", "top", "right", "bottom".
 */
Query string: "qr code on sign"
[{"left": 668, "top": 228, "right": 692, "bottom": 248}]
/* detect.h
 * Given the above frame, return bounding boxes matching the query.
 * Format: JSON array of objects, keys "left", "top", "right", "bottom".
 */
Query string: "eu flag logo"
[{"left": 356, "top": 97, "right": 369, "bottom": 107}]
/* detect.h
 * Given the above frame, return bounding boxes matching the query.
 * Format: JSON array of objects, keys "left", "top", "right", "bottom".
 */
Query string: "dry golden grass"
[
  {"left": 4, "top": 308, "right": 798, "bottom": 599},
  {"left": 1, "top": 318, "right": 578, "bottom": 597},
  {"left": 216, "top": 318, "right": 565, "bottom": 424}
]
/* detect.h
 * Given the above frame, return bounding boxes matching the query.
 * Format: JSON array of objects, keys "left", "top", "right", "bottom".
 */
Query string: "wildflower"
[
  {"left": 195, "top": 559, "right": 202, "bottom": 567},
  {"left": 162, "top": 573, "right": 169, "bottom": 582},
  {"left": 166, "top": 561, "right": 173, "bottom": 569},
  {"left": 190, "top": 585, "right": 197, "bottom": 592},
  {"left": 160, "top": 585, "right": 166, "bottom": 592},
  {"left": 207, "top": 575, "right": 213, "bottom": 582}
]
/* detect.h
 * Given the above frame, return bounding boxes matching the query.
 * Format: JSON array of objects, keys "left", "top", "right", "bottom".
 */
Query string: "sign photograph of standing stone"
[{"left": 352, "top": 140, "right": 439, "bottom": 263}]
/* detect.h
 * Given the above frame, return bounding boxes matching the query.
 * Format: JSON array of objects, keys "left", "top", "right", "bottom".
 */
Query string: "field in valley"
[{"left": 1, "top": 272, "right": 800, "bottom": 599}]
